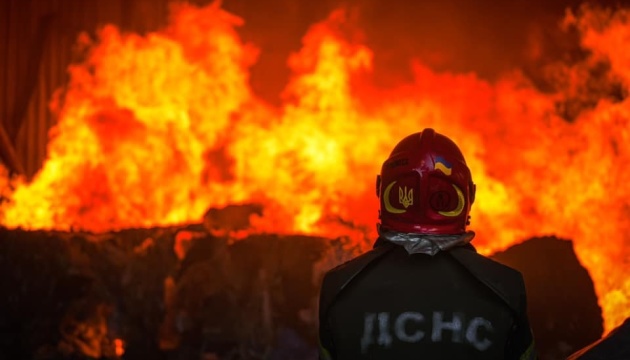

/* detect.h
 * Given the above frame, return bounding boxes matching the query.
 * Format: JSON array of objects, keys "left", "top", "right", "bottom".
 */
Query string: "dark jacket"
[{"left": 319, "top": 239, "right": 535, "bottom": 360}]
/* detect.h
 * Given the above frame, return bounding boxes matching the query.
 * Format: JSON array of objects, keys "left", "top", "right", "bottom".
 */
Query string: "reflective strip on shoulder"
[
  {"left": 520, "top": 341, "right": 536, "bottom": 360},
  {"left": 319, "top": 338, "right": 333, "bottom": 360}
]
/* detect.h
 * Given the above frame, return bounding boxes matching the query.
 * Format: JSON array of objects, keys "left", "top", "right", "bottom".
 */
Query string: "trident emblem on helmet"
[{"left": 399, "top": 186, "right": 413, "bottom": 208}]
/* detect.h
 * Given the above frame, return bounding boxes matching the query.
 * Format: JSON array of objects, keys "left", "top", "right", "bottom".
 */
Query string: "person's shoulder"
[
  {"left": 322, "top": 243, "right": 394, "bottom": 288},
  {"left": 319, "top": 245, "right": 395, "bottom": 317},
  {"left": 451, "top": 245, "right": 524, "bottom": 281},
  {"left": 449, "top": 246, "right": 527, "bottom": 313},
  {"left": 465, "top": 249, "right": 524, "bottom": 281},
  {"left": 325, "top": 247, "right": 382, "bottom": 280}
]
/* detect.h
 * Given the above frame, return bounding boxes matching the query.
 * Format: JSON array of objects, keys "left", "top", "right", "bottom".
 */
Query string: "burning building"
[{"left": 0, "top": 0, "right": 628, "bottom": 359}]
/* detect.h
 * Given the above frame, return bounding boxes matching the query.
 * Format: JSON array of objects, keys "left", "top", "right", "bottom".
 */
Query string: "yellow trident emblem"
[{"left": 399, "top": 186, "right": 413, "bottom": 208}]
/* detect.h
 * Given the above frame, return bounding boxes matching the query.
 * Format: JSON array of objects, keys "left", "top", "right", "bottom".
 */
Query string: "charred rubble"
[
  {"left": 0, "top": 212, "right": 354, "bottom": 360},
  {"left": 0, "top": 217, "right": 606, "bottom": 360},
  {"left": 491, "top": 237, "right": 604, "bottom": 360}
]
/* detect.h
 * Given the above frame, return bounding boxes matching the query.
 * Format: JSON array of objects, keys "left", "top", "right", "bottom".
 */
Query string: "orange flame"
[
  {"left": 0, "top": 2, "right": 629, "bottom": 333},
  {"left": 114, "top": 338, "right": 125, "bottom": 357}
]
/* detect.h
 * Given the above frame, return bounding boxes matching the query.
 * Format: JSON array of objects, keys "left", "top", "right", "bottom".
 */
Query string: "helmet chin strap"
[{"left": 378, "top": 228, "right": 475, "bottom": 256}]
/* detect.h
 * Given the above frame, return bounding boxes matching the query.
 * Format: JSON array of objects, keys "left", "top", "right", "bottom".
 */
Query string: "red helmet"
[{"left": 376, "top": 129, "right": 476, "bottom": 235}]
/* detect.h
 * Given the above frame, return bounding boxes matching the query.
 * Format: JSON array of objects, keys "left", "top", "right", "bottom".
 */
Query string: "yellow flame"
[{"left": 0, "top": 3, "right": 628, "bottom": 334}]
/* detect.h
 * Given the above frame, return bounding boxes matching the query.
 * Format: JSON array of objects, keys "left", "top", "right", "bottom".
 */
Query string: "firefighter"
[{"left": 318, "top": 129, "right": 536, "bottom": 360}]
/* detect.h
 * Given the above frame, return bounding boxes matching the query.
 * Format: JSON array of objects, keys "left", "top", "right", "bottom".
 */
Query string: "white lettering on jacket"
[{"left": 360, "top": 311, "right": 494, "bottom": 354}]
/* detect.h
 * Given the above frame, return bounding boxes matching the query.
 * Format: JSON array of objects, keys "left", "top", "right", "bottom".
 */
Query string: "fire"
[
  {"left": 113, "top": 338, "right": 125, "bottom": 357},
  {"left": 0, "top": 2, "right": 629, "bottom": 334}
]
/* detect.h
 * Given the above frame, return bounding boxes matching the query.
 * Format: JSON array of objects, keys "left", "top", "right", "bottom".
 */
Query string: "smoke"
[{"left": 222, "top": 0, "right": 625, "bottom": 102}]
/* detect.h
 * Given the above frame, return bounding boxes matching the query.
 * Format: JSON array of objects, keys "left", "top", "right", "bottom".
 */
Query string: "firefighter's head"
[{"left": 376, "top": 129, "right": 476, "bottom": 235}]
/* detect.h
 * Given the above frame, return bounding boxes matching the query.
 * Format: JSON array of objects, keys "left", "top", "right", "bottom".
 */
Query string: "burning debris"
[
  {"left": 0, "top": 223, "right": 352, "bottom": 360},
  {"left": 0, "top": 225, "right": 608, "bottom": 360}
]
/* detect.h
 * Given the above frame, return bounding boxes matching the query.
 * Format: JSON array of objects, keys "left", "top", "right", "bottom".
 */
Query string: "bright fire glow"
[
  {"left": 0, "top": 2, "right": 629, "bottom": 334},
  {"left": 114, "top": 338, "right": 125, "bottom": 357}
]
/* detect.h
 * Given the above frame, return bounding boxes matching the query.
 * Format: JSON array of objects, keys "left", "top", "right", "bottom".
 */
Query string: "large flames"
[{"left": 0, "top": 2, "right": 629, "bottom": 334}]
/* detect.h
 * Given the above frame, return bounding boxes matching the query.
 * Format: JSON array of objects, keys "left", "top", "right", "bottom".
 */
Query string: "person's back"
[{"left": 318, "top": 129, "right": 536, "bottom": 360}]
